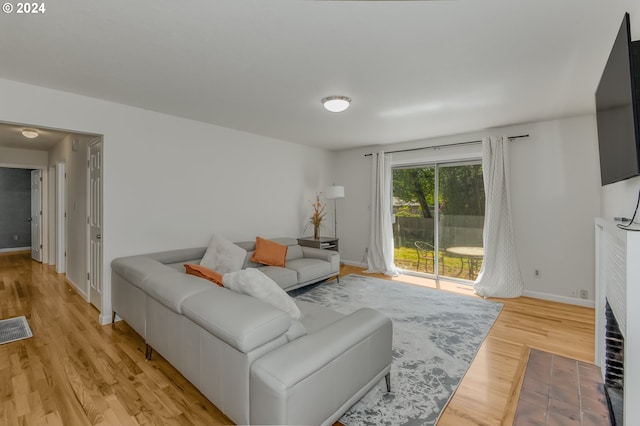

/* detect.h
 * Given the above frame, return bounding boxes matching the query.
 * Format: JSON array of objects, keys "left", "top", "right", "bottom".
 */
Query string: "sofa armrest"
[
  {"left": 250, "top": 308, "right": 392, "bottom": 425},
  {"left": 301, "top": 247, "right": 340, "bottom": 273}
]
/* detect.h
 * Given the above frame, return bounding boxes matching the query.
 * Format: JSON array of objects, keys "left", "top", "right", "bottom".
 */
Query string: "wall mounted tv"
[{"left": 595, "top": 13, "right": 640, "bottom": 186}]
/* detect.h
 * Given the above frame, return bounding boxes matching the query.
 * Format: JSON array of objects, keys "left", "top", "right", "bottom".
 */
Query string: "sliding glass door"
[{"left": 392, "top": 161, "right": 485, "bottom": 281}]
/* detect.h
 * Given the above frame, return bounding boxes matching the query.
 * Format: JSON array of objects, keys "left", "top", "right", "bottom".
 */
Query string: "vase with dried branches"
[{"left": 308, "top": 193, "right": 326, "bottom": 239}]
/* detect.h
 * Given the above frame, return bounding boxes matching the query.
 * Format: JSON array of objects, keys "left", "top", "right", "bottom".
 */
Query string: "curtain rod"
[{"left": 363, "top": 134, "right": 530, "bottom": 157}]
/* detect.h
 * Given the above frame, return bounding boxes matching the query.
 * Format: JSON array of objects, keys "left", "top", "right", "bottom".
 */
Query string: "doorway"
[
  {"left": 0, "top": 122, "right": 105, "bottom": 322},
  {"left": 392, "top": 161, "right": 485, "bottom": 282}
]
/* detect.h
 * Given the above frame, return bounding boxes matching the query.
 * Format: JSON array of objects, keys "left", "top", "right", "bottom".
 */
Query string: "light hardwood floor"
[{"left": 0, "top": 253, "right": 595, "bottom": 425}]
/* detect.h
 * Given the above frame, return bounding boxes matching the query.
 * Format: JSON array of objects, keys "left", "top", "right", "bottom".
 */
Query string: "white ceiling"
[
  {"left": 0, "top": 123, "right": 70, "bottom": 151},
  {"left": 0, "top": 0, "right": 638, "bottom": 151}
]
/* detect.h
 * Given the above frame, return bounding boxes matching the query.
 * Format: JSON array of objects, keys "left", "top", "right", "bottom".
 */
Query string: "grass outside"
[{"left": 394, "top": 246, "right": 483, "bottom": 281}]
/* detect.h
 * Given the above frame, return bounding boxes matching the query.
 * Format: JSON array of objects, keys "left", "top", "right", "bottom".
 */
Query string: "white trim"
[
  {"left": 342, "top": 259, "right": 368, "bottom": 268},
  {"left": 66, "top": 275, "right": 88, "bottom": 301},
  {"left": 0, "top": 163, "right": 49, "bottom": 264},
  {"left": 0, "top": 162, "right": 46, "bottom": 169},
  {"left": 342, "top": 260, "right": 596, "bottom": 307},
  {"left": 0, "top": 246, "right": 31, "bottom": 253},
  {"left": 87, "top": 136, "right": 103, "bottom": 311},
  {"left": 48, "top": 164, "right": 56, "bottom": 265},
  {"left": 522, "top": 289, "right": 595, "bottom": 308},
  {"left": 56, "top": 162, "right": 66, "bottom": 273},
  {"left": 99, "top": 313, "right": 112, "bottom": 325}
]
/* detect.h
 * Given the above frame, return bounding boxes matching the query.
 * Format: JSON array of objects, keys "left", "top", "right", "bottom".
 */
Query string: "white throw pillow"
[
  {"left": 200, "top": 234, "right": 247, "bottom": 274},
  {"left": 222, "top": 268, "right": 302, "bottom": 320}
]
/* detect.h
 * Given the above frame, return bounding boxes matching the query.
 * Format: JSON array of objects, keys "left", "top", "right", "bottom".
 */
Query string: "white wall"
[
  {"left": 601, "top": 178, "right": 640, "bottom": 220},
  {"left": 0, "top": 146, "right": 48, "bottom": 168},
  {"left": 334, "top": 115, "right": 602, "bottom": 305},
  {"left": 0, "top": 78, "right": 333, "bottom": 324},
  {"left": 48, "top": 134, "right": 89, "bottom": 296}
]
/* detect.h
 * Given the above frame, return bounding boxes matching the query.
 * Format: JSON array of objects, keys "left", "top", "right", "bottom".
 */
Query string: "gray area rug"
[
  {"left": 293, "top": 274, "right": 503, "bottom": 426},
  {"left": 0, "top": 316, "right": 33, "bottom": 345}
]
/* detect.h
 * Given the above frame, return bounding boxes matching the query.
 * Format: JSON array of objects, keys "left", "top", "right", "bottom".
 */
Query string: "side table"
[{"left": 297, "top": 236, "right": 339, "bottom": 252}]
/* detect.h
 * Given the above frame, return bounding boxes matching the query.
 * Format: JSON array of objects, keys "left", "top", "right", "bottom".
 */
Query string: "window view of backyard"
[{"left": 392, "top": 162, "right": 485, "bottom": 281}]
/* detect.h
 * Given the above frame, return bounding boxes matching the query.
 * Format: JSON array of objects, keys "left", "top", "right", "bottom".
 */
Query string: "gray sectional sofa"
[{"left": 111, "top": 238, "right": 393, "bottom": 425}]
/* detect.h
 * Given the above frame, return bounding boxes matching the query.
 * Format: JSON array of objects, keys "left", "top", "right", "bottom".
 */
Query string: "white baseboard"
[
  {"left": 522, "top": 290, "right": 595, "bottom": 308},
  {"left": 0, "top": 246, "right": 31, "bottom": 253},
  {"left": 341, "top": 260, "right": 594, "bottom": 308},
  {"left": 99, "top": 313, "right": 113, "bottom": 325},
  {"left": 66, "top": 276, "right": 88, "bottom": 301},
  {"left": 341, "top": 259, "right": 368, "bottom": 268}
]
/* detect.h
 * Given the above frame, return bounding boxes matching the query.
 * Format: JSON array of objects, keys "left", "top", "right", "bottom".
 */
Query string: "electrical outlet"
[
  {"left": 580, "top": 289, "right": 588, "bottom": 299},
  {"left": 571, "top": 288, "right": 577, "bottom": 297},
  {"left": 534, "top": 269, "right": 541, "bottom": 278}
]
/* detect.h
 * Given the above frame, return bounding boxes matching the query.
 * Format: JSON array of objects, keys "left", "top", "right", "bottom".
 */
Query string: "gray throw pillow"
[{"left": 200, "top": 234, "right": 247, "bottom": 274}]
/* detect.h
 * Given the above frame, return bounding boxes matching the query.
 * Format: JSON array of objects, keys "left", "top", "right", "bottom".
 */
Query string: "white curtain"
[
  {"left": 365, "top": 152, "right": 399, "bottom": 276},
  {"left": 474, "top": 136, "right": 524, "bottom": 298}
]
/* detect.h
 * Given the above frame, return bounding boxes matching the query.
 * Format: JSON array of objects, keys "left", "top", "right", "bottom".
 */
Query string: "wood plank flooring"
[
  {"left": 0, "top": 253, "right": 595, "bottom": 425},
  {"left": 0, "top": 252, "right": 233, "bottom": 425},
  {"left": 339, "top": 266, "right": 595, "bottom": 426}
]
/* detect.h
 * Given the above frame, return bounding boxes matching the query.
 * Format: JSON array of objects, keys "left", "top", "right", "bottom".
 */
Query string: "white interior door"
[
  {"left": 30, "top": 170, "right": 42, "bottom": 262},
  {"left": 88, "top": 139, "right": 103, "bottom": 310}
]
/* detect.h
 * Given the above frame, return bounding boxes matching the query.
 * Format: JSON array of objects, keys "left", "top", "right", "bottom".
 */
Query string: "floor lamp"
[{"left": 325, "top": 185, "right": 345, "bottom": 238}]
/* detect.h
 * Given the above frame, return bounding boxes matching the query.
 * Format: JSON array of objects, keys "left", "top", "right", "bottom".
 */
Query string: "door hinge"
[
  {"left": 87, "top": 272, "right": 90, "bottom": 280},
  {"left": 40, "top": 244, "right": 43, "bottom": 249}
]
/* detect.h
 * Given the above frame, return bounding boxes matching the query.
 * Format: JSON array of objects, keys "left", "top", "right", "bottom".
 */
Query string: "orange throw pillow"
[
  {"left": 251, "top": 237, "right": 288, "bottom": 267},
  {"left": 184, "top": 264, "right": 224, "bottom": 287}
]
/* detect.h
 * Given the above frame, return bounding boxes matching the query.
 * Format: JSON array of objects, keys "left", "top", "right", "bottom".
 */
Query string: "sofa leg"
[
  {"left": 336, "top": 274, "right": 340, "bottom": 283},
  {"left": 145, "top": 344, "right": 153, "bottom": 361},
  {"left": 111, "top": 311, "right": 116, "bottom": 323},
  {"left": 385, "top": 372, "right": 391, "bottom": 392}
]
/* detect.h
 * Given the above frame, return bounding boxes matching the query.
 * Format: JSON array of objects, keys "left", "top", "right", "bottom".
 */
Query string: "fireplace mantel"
[{"left": 595, "top": 218, "right": 640, "bottom": 425}]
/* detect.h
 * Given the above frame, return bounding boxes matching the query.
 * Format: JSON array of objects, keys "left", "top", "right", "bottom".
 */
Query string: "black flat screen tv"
[{"left": 595, "top": 13, "right": 640, "bottom": 186}]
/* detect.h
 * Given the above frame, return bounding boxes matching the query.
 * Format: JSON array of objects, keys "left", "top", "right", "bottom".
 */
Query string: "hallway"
[{"left": 0, "top": 252, "right": 231, "bottom": 425}]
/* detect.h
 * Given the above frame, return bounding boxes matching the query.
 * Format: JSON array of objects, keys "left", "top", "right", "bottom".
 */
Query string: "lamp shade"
[{"left": 325, "top": 185, "right": 345, "bottom": 200}]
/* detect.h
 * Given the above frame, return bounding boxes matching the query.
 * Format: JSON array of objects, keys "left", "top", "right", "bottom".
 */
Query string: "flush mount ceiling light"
[
  {"left": 321, "top": 96, "right": 351, "bottom": 113},
  {"left": 21, "top": 129, "right": 39, "bottom": 139}
]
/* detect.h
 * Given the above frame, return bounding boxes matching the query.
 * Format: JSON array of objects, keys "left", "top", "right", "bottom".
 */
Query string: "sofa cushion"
[
  {"left": 144, "top": 267, "right": 213, "bottom": 314},
  {"left": 184, "top": 264, "right": 223, "bottom": 287},
  {"left": 296, "top": 300, "right": 344, "bottom": 334},
  {"left": 286, "top": 245, "right": 304, "bottom": 261},
  {"left": 258, "top": 266, "right": 298, "bottom": 289},
  {"left": 182, "top": 286, "right": 291, "bottom": 353},
  {"left": 251, "top": 237, "right": 288, "bottom": 267},
  {"left": 285, "top": 320, "right": 307, "bottom": 342},
  {"left": 200, "top": 234, "right": 247, "bottom": 274},
  {"left": 223, "top": 268, "right": 301, "bottom": 320},
  {"left": 111, "top": 256, "right": 154, "bottom": 290},
  {"left": 285, "top": 258, "right": 332, "bottom": 284}
]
